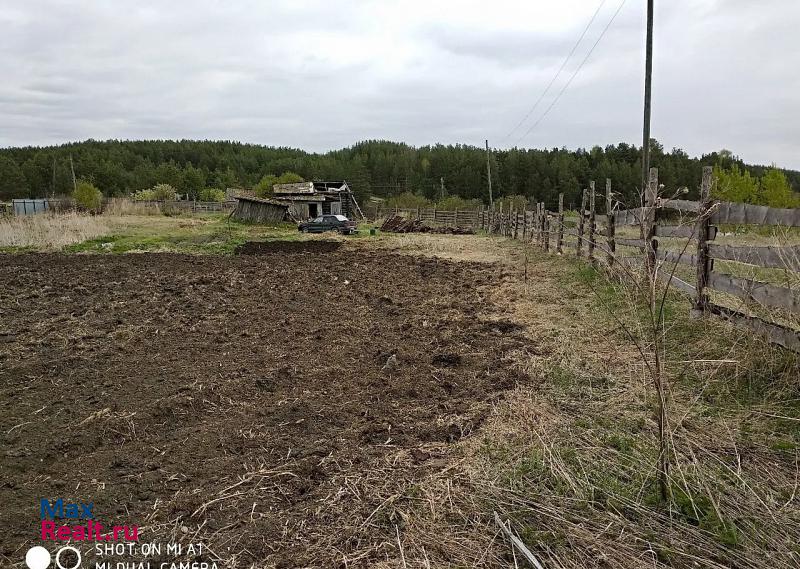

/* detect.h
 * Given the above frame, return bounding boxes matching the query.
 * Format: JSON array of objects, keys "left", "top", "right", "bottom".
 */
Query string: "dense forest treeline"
[{"left": 0, "top": 139, "right": 797, "bottom": 211}]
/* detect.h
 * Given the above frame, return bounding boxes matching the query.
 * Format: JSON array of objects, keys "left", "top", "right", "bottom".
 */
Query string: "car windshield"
[
  {"left": 333, "top": 215, "right": 348, "bottom": 221},
  {"left": 312, "top": 216, "right": 324, "bottom": 223}
]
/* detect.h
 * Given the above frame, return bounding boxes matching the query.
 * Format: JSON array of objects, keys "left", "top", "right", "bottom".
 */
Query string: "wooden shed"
[{"left": 232, "top": 196, "right": 289, "bottom": 223}]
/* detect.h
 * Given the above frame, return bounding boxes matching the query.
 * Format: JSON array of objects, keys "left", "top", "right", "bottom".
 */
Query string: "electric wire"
[
  {"left": 515, "top": 0, "right": 628, "bottom": 146},
  {"left": 502, "top": 0, "right": 607, "bottom": 142}
]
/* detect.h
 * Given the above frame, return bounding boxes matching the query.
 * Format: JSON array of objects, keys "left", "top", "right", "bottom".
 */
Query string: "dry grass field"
[{"left": 0, "top": 211, "right": 110, "bottom": 249}]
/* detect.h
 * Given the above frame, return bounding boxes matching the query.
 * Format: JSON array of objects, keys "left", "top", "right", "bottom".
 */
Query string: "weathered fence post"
[
  {"left": 521, "top": 208, "right": 528, "bottom": 240},
  {"left": 556, "top": 193, "right": 564, "bottom": 254},
  {"left": 511, "top": 208, "right": 517, "bottom": 239},
  {"left": 606, "top": 179, "right": 615, "bottom": 267},
  {"left": 543, "top": 203, "right": 550, "bottom": 253},
  {"left": 433, "top": 205, "right": 437, "bottom": 225},
  {"left": 454, "top": 208, "right": 459, "bottom": 227},
  {"left": 541, "top": 202, "right": 546, "bottom": 247},
  {"left": 693, "top": 166, "right": 714, "bottom": 316},
  {"left": 588, "top": 181, "right": 596, "bottom": 262},
  {"left": 644, "top": 168, "right": 659, "bottom": 277},
  {"left": 576, "top": 189, "right": 587, "bottom": 257}
]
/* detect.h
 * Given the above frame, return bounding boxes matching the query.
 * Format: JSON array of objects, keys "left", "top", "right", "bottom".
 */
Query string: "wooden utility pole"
[
  {"left": 51, "top": 157, "right": 57, "bottom": 198},
  {"left": 641, "top": 0, "right": 655, "bottom": 195},
  {"left": 69, "top": 154, "right": 77, "bottom": 192},
  {"left": 485, "top": 139, "right": 494, "bottom": 207},
  {"left": 588, "top": 181, "right": 596, "bottom": 262},
  {"left": 440, "top": 177, "right": 445, "bottom": 200}
]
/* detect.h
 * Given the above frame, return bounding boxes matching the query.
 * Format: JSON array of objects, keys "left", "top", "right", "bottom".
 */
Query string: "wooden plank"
[
  {"left": 657, "top": 271, "right": 696, "bottom": 295},
  {"left": 582, "top": 211, "right": 608, "bottom": 225},
  {"left": 709, "top": 303, "right": 800, "bottom": 352},
  {"left": 616, "top": 255, "right": 695, "bottom": 295},
  {"left": 494, "top": 513, "right": 546, "bottom": 569},
  {"left": 711, "top": 201, "right": 800, "bottom": 227},
  {"left": 655, "top": 224, "right": 697, "bottom": 239},
  {"left": 657, "top": 249, "right": 698, "bottom": 267},
  {"left": 613, "top": 207, "right": 646, "bottom": 226},
  {"left": 658, "top": 198, "right": 701, "bottom": 212},
  {"left": 654, "top": 224, "right": 717, "bottom": 240},
  {"left": 708, "top": 244, "right": 800, "bottom": 272},
  {"left": 617, "top": 237, "right": 649, "bottom": 248},
  {"left": 708, "top": 272, "right": 800, "bottom": 314}
]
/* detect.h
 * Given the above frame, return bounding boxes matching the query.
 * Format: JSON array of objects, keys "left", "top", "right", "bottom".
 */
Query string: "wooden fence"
[
  {"left": 134, "top": 200, "right": 236, "bottom": 213},
  {"left": 370, "top": 205, "right": 481, "bottom": 228},
  {"left": 480, "top": 167, "right": 800, "bottom": 353}
]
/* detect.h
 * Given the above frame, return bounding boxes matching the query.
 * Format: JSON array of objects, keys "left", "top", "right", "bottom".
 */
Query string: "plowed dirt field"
[{"left": 0, "top": 246, "right": 526, "bottom": 567}]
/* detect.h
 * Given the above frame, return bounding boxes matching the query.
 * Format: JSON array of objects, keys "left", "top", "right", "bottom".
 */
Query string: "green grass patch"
[{"left": 60, "top": 215, "right": 382, "bottom": 255}]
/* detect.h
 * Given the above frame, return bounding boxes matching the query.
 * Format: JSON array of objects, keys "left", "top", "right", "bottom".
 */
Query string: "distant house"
[{"left": 272, "top": 181, "right": 364, "bottom": 220}]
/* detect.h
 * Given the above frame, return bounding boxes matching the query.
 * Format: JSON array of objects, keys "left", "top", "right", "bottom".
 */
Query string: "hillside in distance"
[{"left": 0, "top": 139, "right": 797, "bottom": 209}]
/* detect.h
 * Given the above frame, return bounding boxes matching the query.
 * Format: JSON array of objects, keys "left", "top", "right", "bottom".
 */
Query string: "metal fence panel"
[{"left": 12, "top": 199, "right": 50, "bottom": 215}]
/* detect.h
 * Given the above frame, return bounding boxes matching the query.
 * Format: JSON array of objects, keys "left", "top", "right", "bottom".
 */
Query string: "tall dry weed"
[
  {"left": 0, "top": 212, "right": 109, "bottom": 249},
  {"left": 103, "top": 198, "right": 162, "bottom": 216}
]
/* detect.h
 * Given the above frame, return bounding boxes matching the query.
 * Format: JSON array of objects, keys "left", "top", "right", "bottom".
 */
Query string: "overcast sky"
[{"left": 1, "top": 0, "right": 798, "bottom": 168}]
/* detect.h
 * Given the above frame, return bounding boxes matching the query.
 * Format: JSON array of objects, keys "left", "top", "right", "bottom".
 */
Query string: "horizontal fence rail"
[
  {"left": 134, "top": 200, "right": 236, "bottom": 212},
  {"left": 477, "top": 169, "right": 800, "bottom": 353}
]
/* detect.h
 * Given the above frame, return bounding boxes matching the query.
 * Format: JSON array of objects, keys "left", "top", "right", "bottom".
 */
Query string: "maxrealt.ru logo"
[{"left": 39, "top": 498, "right": 138, "bottom": 542}]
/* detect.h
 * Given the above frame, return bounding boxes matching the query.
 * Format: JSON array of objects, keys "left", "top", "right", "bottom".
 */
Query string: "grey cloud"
[{"left": 0, "top": 0, "right": 798, "bottom": 169}]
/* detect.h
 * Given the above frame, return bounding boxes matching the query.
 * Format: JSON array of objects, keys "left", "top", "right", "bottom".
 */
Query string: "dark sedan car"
[{"left": 298, "top": 214, "right": 358, "bottom": 235}]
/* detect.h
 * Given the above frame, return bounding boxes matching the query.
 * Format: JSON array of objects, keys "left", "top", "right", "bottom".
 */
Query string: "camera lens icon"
[
  {"left": 25, "top": 545, "right": 82, "bottom": 569},
  {"left": 55, "top": 546, "right": 82, "bottom": 569},
  {"left": 25, "top": 546, "right": 51, "bottom": 569}
]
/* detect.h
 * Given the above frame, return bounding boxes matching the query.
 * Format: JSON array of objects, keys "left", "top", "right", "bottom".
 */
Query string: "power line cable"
[
  {"left": 515, "top": 0, "right": 628, "bottom": 146},
  {"left": 502, "top": 0, "right": 607, "bottom": 143}
]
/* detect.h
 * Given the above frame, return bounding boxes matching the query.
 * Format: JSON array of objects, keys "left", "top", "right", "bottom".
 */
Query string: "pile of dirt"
[
  {"left": 380, "top": 215, "right": 475, "bottom": 234},
  {"left": 0, "top": 249, "right": 525, "bottom": 567},
  {"left": 235, "top": 240, "right": 342, "bottom": 254}
]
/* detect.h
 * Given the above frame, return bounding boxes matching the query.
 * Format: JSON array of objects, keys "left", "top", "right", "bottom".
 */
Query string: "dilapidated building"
[
  {"left": 231, "top": 196, "right": 289, "bottom": 223},
  {"left": 272, "top": 181, "right": 363, "bottom": 220}
]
